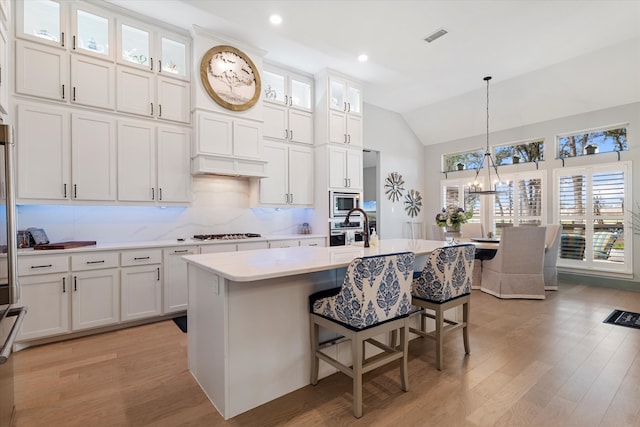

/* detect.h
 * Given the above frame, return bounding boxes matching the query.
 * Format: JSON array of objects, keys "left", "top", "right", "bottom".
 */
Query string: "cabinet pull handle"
[
  {"left": 74, "top": 276, "right": 77, "bottom": 292},
  {"left": 63, "top": 183, "right": 67, "bottom": 198},
  {"left": 159, "top": 188, "right": 162, "bottom": 201},
  {"left": 347, "top": 102, "right": 351, "bottom": 113},
  {"left": 289, "top": 97, "right": 292, "bottom": 106},
  {"left": 289, "top": 130, "right": 293, "bottom": 140},
  {"left": 150, "top": 102, "right": 154, "bottom": 116},
  {"left": 62, "top": 84, "right": 65, "bottom": 100},
  {"left": 157, "top": 267, "right": 160, "bottom": 281},
  {"left": 31, "top": 264, "right": 52, "bottom": 269},
  {"left": 284, "top": 129, "right": 288, "bottom": 139},
  {"left": 159, "top": 104, "right": 162, "bottom": 117},
  {"left": 62, "top": 277, "right": 66, "bottom": 293},
  {"left": 284, "top": 95, "right": 288, "bottom": 106},
  {"left": 348, "top": 178, "right": 351, "bottom": 187},
  {"left": 150, "top": 57, "right": 154, "bottom": 71},
  {"left": 289, "top": 193, "right": 293, "bottom": 204},
  {"left": 134, "top": 256, "right": 150, "bottom": 260},
  {"left": 344, "top": 134, "right": 347, "bottom": 144},
  {"left": 151, "top": 187, "right": 155, "bottom": 200},
  {"left": 284, "top": 193, "right": 288, "bottom": 203},
  {"left": 73, "top": 87, "right": 76, "bottom": 102},
  {"left": 173, "top": 250, "right": 189, "bottom": 253},
  {"left": 73, "top": 35, "right": 76, "bottom": 50},
  {"left": 73, "top": 184, "right": 77, "bottom": 198},
  {"left": 347, "top": 134, "right": 351, "bottom": 144},
  {"left": 309, "top": 243, "right": 318, "bottom": 246},
  {"left": 86, "top": 260, "right": 105, "bottom": 264},
  {"left": 344, "top": 102, "right": 347, "bottom": 112},
  {"left": 61, "top": 32, "right": 65, "bottom": 47},
  {"left": 158, "top": 59, "right": 162, "bottom": 73}
]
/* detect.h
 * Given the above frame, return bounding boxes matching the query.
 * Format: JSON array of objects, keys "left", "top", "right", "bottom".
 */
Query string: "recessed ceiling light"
[
  {"left": 269, "top": 14, "right": 282, "bottom": 25},
  {"left": 358, "top": 54, "right": 368, "bottom": 62}
]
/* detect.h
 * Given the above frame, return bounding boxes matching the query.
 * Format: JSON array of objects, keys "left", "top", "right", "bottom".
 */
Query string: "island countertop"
[{"left": 183, "top": 238, "right": 446, "bottom": 282}]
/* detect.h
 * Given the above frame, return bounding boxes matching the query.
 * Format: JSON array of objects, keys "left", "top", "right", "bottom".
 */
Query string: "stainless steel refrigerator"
[{"left": 0, "top": 124, "right": 27, "bottom": 427}]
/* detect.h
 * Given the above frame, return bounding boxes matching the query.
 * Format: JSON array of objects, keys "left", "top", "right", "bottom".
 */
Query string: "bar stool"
[
  {"left": 309, "top": 252, "right": 415, "bottom": 418},
  {"left": 410, "top": 244, "right": 475, "bottom": 370}
]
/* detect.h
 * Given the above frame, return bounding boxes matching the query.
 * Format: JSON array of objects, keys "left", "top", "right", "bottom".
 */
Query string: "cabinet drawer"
[
  {"left": 18, "top": 255, "right": 69, "bottom": 276},
  {"left": 71, "top": 252, "right": 119, "bottom": 271},
  {"left": 121, "top": 249, "right": 162, "bottom": 266}
]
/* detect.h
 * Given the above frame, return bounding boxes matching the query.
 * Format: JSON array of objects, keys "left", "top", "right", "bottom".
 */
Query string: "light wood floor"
[{"left": 12, "top": 281, "right": 640, "bottom": 427}]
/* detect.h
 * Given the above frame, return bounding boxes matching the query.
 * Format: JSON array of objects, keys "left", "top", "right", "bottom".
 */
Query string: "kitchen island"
[{"left": 183, "top": 239, "right": 445, "bottom": 419}]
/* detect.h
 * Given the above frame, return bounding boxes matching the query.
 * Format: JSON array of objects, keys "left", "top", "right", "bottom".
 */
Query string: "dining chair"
[
  {"left": 543, "top": 224, "right": 562, "bottom": 290},
  {"left": 410, "top": 244, "right": 475, "bottom": 370},
  {"left": 309, "top": 252, "right": 415, "bottom": 418},
  {"left": 481, "top": 226, "right": 546, "bottom": 299},
  {"left": 431, "top": 224, "right": 445, "bottom": 241}
]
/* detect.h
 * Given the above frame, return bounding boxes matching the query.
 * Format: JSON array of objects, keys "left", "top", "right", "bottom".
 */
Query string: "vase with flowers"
[{"left": 435, "top": 205, "right": 473, "bottom": 242}]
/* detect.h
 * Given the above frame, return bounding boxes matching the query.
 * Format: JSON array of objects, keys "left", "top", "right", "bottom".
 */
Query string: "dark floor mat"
[
  {"left": 604, "top": 310, "right": 640, "bottom": 330},
  {"left": 173, "top": 315, "right": 187, "bottom": 333}
]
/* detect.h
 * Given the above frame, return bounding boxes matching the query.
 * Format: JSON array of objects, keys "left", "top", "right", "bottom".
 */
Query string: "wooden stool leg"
[
  {"left": 399, "top": 322, "right": 409, "bottom": 391},
  {"left": 435, "top": 306, "right": 444, "bottom": 370},
  {"left": 463, "top": 300, "right": 470, "bottom": 355},
  {"left": 310, "top": 318, "right": 319, "bottom": 385},
  {"left": 352, "top": 335, "right": 364, "bottom": 418},
  {"left": 390, "top": 329, "right": 397, "bottom": 348}
]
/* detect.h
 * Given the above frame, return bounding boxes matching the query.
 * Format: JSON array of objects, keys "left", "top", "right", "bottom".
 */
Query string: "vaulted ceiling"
[{"left": 106, "top": 0, "right": 640, "bottom": 145}]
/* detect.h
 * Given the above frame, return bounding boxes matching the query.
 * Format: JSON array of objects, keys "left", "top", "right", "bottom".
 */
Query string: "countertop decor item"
[
  {"left": 469, "top": 76, "right": 504, "bottom": 195},
  {"left": 384, "top": 172, "right": 405, "bottom": 202},
  {"left": 404, "top": 189, "right": 422, "bottom": 217},
  {"left": 200, "top": 45, "right": 261, "bottom": 111}
]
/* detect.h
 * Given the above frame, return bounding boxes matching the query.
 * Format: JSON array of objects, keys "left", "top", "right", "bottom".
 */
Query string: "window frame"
[
  {"left": 491, "top": 170, "right": 547, "bottom": 235},
  {"left": 557, "top": 123, "right": 628, "bottom": 159}
]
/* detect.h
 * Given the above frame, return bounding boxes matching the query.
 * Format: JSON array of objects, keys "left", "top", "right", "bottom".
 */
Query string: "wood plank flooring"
[{"left": 12, "top": 281, "right": 640, "bottom": 426}]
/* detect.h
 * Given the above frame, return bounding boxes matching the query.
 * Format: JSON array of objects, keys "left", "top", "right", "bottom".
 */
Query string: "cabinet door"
[
  {"left": 263, "top": 103, "right": 287, "bottom": 141},
  {"left": 117, "top": 18, "right": 154, "bottom": 71},
  {"left": 72, "top": 269, "right": 119, "bottom": 331},
  {"left": 288, "top": 110, "right": 313, "bottom": 145},
  {"left": 15, "top": 0, "right": 67, "bottom": 48},
  {"left": 116, "top": 66, "right": 154, "bottom": 117},
  {"left": 289, "top": 145, "right": 313, "bottom": 205},
  {"left": 259, "top": 141, "right": 288, "bottom": 205},
  {"left": 157, "top": 126, "right": 190, "bottom": 203},
  {"left": 328, "top": 147, "right": 347, "bottom": 189},
  {"left": 71, "top": 113, "right": 116, "bottom": 201},
  {"left": 268, "top": 239, "right": 299, "bottom": 249},
  {"left": 346, "top": 114, "right": 362, "bottom": 147},
  {"left": 289, "top": 73, "right": 313, "bottom": 111},
  {"left": 195, "top": 112, "right": 232, "bottom": 156},
  {"left": 163, "top": 246, "right": 198, "bottom": 313},
  {"left": 157, "top": 76, "right": 190, "bottom": 123},
  {"left": 121, "top": 265, "right": 162, "bottom": 321},
  {"left": 300, "top": 237, "right": 326, "bottom": 247},
  {"left": 347, "top": 83, "right": 362, "bottom": 115},
  {"left": 0, "top": 24, "right": 8, "bottom": 114},
  {"left": 199, "top": 243, "right": 237, "bottom": 254},
  {"left": 158, "top": 33, "right": 189, "bottom": 80},
  {"left": 346, "top": 148, "right": 362, "bottom": 190},
  {"left": 233, "top": 120, "right": 262, "bottom": 159},
  {"left": 329, "top": 78, "right": 346, "bottom": 112},
  {"left": 70, "top": 2, "right": 113, "bottom": 60},
  {"left": 17, "top": 103, "right": 70, "bottom": 200},
  {"left": 17, "top": 273, "right": 70, "bottom": 341},
  {"left": 328, "top": 110, "right": 347, "bottom": 144},
  {"left": 16, "top": 40, "right": 68, "bottom": 102},
  {"left": 117, "top": 120, "right": 156, "bottom": 202},
  {"left": 70, "top": 55, "right": 115, "bottom": 109}
]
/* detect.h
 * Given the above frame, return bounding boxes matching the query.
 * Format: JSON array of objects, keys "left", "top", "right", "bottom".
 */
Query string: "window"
[
  {"left": 443, "top": 149, "right": 483, "bottom": 172},
  {"left": 492, "top": 171, "right": 545, "bottom": 235},
  {"left": 554, "top": 161, "right": 630, "bottom": 274},
  {"left": 442, "top": 180, "right": 481, "bottom": 222},
  {"left": 494, "top": 139, "right": 544, "bottom": 165},
  {"left": 558, "top": 125, "right": 627, "bottom": 158}
]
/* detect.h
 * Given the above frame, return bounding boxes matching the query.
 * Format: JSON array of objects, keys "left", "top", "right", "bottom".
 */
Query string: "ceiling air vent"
[{"left": 424, "top": 28, "right": 448, "bottom": 43}]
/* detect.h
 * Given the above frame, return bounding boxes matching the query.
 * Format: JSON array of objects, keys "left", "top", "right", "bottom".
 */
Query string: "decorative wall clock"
[
  {"left": 404, "top": 189, "right": 422, "bottom": 217},
  {"left": 200, "top": 45, "right": 261, "bottom": 111},
  {"left": 384, "top": 172, "right": 405, "bottom": 202}
]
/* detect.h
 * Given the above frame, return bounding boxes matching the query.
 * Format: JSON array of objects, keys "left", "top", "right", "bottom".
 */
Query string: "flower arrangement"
[{"left": 435, "top": 205, "right": 473, "bottom": 230}]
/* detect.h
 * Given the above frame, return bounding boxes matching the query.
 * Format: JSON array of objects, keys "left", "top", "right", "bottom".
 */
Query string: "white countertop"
[{"left": 183, "top": 238, "right": 447, "bottom": 282}]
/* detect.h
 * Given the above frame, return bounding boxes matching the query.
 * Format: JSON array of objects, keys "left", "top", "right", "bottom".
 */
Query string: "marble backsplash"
[{"left": 15, "top": 176, "right": 315, "bottom": 243}]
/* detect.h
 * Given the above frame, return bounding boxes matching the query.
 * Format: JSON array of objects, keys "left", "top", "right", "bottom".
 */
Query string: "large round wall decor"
[
  {"left": 384, "top": 172, "right": 405, "bottom": 202},
  {"left": 200, "top": 45, "right": 261, "bottom": 111},
  {"left": 404, "top": 189, "right": 423, "bottom": 218}
]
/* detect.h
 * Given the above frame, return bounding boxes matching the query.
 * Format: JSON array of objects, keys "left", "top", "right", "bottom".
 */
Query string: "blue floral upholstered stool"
[
  {"left": 309, "top": 252, "right": 415, "bottom": 418},
  {"left": 410, "top": 244, "right": 475, "bottom": 370}
]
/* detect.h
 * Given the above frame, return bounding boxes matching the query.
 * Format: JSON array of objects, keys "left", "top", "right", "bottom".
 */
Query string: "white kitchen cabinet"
[
  {"left": 263, "top": 104, "right": 313, "bottom": 145},
  {"left": 16, "top": 273, "right": 70, "bottom": 341},
  {"left": 69, "top": 2, "right": 114, "bottom": 60},
  {"left": 162, "top": 246, "right": 198, "bottom": 313},
  {"left": 70, "top": 54, "right": 115, "bottom": 109},
  {"left": 15, "top": 0, "right": 68, "bottom": 49},
  {"left": 157, "top": 126, "right": 191, "bottom": 203},
  {"left": 329, "top": 110, "right": 362, "bottom": 147},
  {"left": 0, "top": 22, "right": 8, "bottom": 114},
  {"left": 260, "top": 141, "right": 313, "bottom": 206},
  {"left": 71, "top": 112, "right": 117, "bottom": 201},
  {"left": 157, "top": 76, "right": 190, "bottom": 123},
  {"left": 16, "top": 102, "right": 69, "bottom": 200},
  {"left": 121, "top": 249, "right": 162, "bottom": 322},
  {"left": 268, "top": 239, "right": 300, "bottom": 249},
  {"left": 329, "top": 75, "right": 362, "bottom": 115},
  {"left": 237, "top": 241, "right": 269, "bottom": 251},
  {"left": 328, "top": 146, "right": 362, "bottom": 190},
  {"left": 71, "top": 269, "right": 120, "bottom": 331},
  {"left": 300, "top": 237, "right": 326, "bottom": 247},
  {"left": 263, "top": 64, "right": 313, "bottom": 111},
  {"left": 199, "top": 243, "right": 238, "bottom": 254},
  {"left": 15, "top": 40, "right": 68, "bottom": 102},
  {"left": 117, "top": 66, "right": 154, "bottom": 117}
]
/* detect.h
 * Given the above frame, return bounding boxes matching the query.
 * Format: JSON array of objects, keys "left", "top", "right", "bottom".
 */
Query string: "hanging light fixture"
[{"left": 469, "top": 76, "right": 503, "bottom": 195}]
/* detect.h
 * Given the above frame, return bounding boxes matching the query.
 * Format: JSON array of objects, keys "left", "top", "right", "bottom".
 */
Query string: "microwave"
[{"left": 331, "top": 191, "right": 361, "bottom": 217}]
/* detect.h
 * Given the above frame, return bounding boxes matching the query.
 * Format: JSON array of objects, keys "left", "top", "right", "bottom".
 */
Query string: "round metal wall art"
[
  {"left": 384, "top": 172, "right": 405, "bottom": 202},
  {"left": 404, "top": 189, "right": 422, "bottom": 217}
]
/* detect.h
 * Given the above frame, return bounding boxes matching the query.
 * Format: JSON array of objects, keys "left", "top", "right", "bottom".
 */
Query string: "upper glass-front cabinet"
[
  {"left": 71, "top": 3, "right": 112, "bottom": 58},
  {"left": 119, "top": 21, "right": 152, "bottom": 70},
  {"left": 263, "top": 65, "right": 312, "bottom": 111},
  {"left": 16, "top": 0, "right": 67, "bottom": 47},
  {"left": 329, "top": 77, "right": 361, "bottom": 115},
  {"left": 159, "top": 35, "right": 188, "bottom": 79}
]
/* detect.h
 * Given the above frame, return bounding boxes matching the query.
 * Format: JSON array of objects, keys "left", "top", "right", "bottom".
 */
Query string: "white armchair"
[
  {"left": 480, "top": 227, "right": 546, "bottom": 299},
  {"left": 543, "top": 225, "right": 562, "bottom": 290}
]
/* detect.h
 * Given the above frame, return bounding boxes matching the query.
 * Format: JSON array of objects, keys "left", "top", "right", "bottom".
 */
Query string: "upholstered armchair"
[
  {"left": 481, "top": 227, "right": 546, "bottom": 299},
  {"left": 543, "top": 225, "right": 562, "bottom": 290},
  {"left": 411, "top": 244, "right": 475, "bottom": 370},
  {"left": 309, "top": 252, "right": 415, "bottom": 418},
  {"left": 593, "top": 232, "right": 617, "bottom": 260}
]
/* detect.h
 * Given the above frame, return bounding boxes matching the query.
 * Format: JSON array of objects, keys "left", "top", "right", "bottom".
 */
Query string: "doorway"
[{"left": 362, "top": 149, "right": 379, "bottom": 236}]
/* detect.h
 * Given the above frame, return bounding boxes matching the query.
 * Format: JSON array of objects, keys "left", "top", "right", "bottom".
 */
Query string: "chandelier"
[{"left": 469, "top": 76, "right": 503, "bottom": 195}]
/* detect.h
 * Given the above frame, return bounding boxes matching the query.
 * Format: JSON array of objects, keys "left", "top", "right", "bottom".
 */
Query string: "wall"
[
  {"left": 363, "top": 103, "right": 425, "bottom": 239},
  {"left": 423, "top": 101, "right": 640, "bottom": 281}
]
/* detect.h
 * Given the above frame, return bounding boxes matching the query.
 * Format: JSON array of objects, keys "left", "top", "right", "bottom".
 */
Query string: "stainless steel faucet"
[{"left": 344, "top": 208, "right": 369, "bottom": 248}]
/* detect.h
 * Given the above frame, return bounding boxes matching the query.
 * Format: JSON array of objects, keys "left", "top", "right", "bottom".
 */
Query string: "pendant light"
[{"left": 469, "top": 76, "right": 503, "bottom": 195}]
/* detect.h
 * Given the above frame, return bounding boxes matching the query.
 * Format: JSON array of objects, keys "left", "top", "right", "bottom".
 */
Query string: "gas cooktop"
[{"left": 193, "top": 233, "right": 262, "bottom": 241}]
